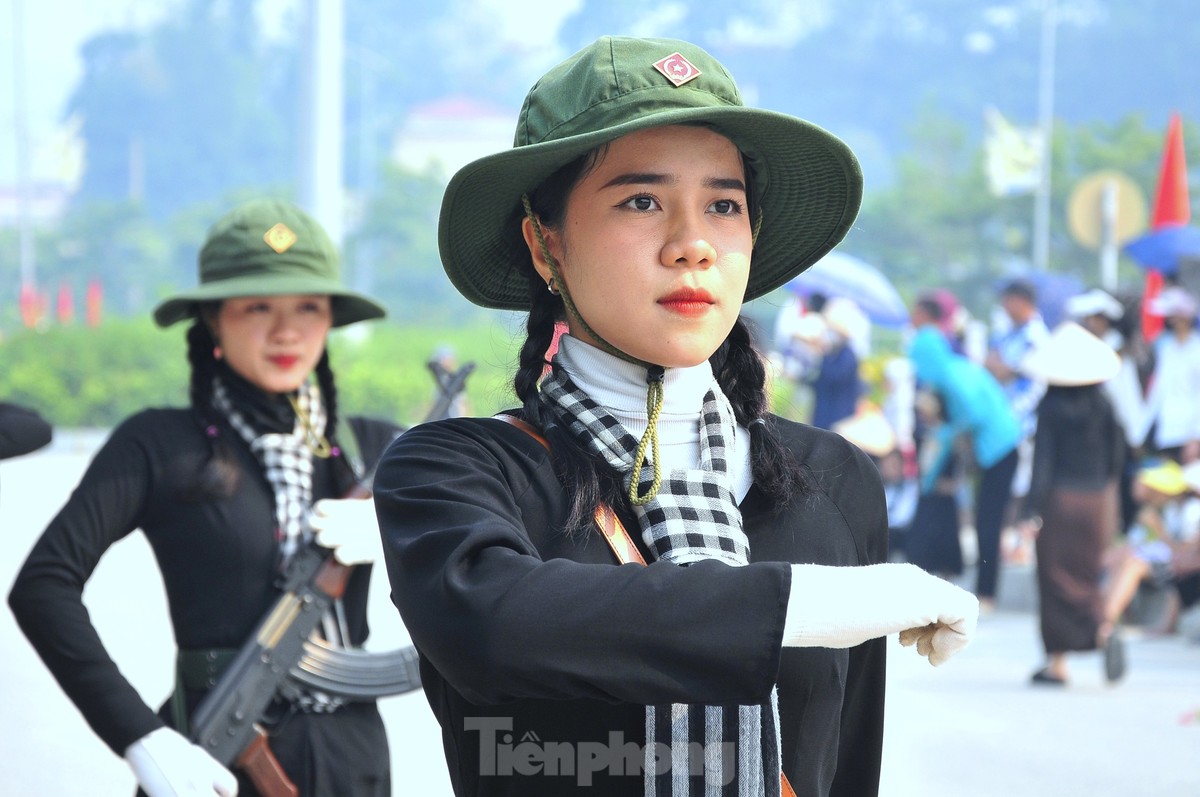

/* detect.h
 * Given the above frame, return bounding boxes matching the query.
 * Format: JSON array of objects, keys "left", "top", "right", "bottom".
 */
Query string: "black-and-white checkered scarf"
[
  {"left": 212, "top": 376, "right": 323, "bottom": 567},
  {"left": 212, "top": 376, "right": 349, "bottom": 713},
  {"left": 538, "top": 363, "right": 782, "bottom": 796}
]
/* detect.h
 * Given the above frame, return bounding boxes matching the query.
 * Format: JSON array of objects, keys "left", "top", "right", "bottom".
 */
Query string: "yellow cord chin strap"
[
  {"left": 287, "top": 391, "right": 333, "bottom": 458},
  {"left": 628, "top": 365, "right": 665, "bottom": 505}
]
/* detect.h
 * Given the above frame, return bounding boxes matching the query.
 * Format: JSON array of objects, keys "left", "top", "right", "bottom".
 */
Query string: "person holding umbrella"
[{"left": 807, "top": 298, "right": 868, "bottom": 430}]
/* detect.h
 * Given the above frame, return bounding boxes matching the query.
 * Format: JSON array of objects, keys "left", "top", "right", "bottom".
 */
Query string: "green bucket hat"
[
  {"left": 153, "top": 198, "right": 386, "bottom": 328},
  {"left": 438, "top": 35, "right": 863, "bottom": 311}
]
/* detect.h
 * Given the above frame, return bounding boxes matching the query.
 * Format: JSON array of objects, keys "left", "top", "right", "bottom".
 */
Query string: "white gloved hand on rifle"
[
  {"left": 308, "top": 497, "right": 383, "bottom": 566},
  {"left": 782, "top": 562, "right": 978, "bottom": 666},
  {"left": 124, "top": 727, "right": 239, "bottom": 797}
]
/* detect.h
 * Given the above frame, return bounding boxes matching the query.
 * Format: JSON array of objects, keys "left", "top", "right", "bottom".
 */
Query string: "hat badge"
[
  {"left": 264, "top": 222, "right": 298, "bottom": 253},
  {"left": 652, "top": 52, "right": 702, "bottom": 87}
]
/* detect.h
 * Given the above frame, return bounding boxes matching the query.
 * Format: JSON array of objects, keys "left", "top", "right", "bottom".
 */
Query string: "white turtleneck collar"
[{"left": 554, "top": 335, "right": 753, "bottom": 501}]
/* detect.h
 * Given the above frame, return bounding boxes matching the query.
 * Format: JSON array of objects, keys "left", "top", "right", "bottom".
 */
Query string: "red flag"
[
  {"left": 1142, "top": 112, "right": 1190, "bottom": 340},
  {"left": 19, "top": 282, "right": 38, "bottom": 328},
  {"left": 86, "top": 278, "right": 103, "bottom": 327},
  {"left": 56, "top": 281, "right": 76, "bottom": 324}
]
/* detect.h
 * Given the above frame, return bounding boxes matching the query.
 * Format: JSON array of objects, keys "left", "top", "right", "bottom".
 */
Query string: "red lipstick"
[
  {"left": 269, "top": 355, "right": 300, "bottom": 368},
  {"left": 658, "top": 288, "right": 715, "bottom": 316}
]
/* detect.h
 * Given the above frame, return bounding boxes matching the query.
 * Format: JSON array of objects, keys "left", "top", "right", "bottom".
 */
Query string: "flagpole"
[
  {"left": 297, "top": 0, "right": 345, "bottom": 246},
  {"left": 1032, "top": 0, "right": 1057, "bottom": 271},
  {"left": 12, "top": 0, "right": 37, "bottom": 300}
]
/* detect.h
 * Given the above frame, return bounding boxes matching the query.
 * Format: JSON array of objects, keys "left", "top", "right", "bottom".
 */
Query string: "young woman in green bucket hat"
[
  {"left": 375, "top": 37, "right": 978, "bottom": 797},
  {"left": 11, "top": 198, "right": 401, "bottom": 796}
]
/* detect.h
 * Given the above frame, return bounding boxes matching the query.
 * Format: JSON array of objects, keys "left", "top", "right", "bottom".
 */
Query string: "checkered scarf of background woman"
[
  {"left": 538, "top": 363, "right": 782, "bottom": 796},
  {"left": 212, "top": 376, "right": 324, "bottom": 568}
]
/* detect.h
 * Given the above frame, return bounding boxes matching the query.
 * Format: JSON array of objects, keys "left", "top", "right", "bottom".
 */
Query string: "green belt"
[
  {"left": 177, "top": 648, "right": 238, "bottom": 690},
  {"left": 171, "top": 648, "right": 237, "bottom": 731}
]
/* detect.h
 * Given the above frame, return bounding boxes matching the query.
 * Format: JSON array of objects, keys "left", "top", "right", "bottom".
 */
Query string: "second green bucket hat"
[
  {"left": 438, "top": 36, "right": 863, "bottom": 311},
  {"left": 153, "top": 198, "right": 386, "bottom": 328}
]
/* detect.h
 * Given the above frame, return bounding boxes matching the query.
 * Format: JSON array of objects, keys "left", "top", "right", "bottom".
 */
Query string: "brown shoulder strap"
[
  {"left": 494, "top": 414, "right": 646, "bottom": 566},
  {"left": 593, "top": 503, "right": 647, "bottom": 566},
  {"left": 494, "top": 414, "right": 549, "bottom": 451}
]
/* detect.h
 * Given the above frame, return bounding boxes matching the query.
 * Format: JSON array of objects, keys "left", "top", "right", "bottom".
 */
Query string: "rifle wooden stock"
[
  {"left": 313, "top": 557, "right": 352, "bottom": 600},
  {"left": 237, "top": 727, "right": 299, "bottom": 797}
]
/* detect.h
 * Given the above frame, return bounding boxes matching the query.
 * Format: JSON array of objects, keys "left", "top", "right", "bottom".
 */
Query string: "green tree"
[
  {"left": 849, "top": 110, "right": 1197, "bottom": 318},
  {"left": 343, "top": 160, "right": 480, "bottom": 323},
  {"left": 46, "top": 200, "right": 171, "bottom": 316},
  {"left": 851, "top": 100, "right": 1006, "bottom": 311},
  {"left": 68, "top": 0, "right": 295, "bottom": 216}
]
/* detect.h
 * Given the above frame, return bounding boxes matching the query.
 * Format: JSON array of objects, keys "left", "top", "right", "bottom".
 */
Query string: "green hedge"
[
  {"left": 0, "top": 317, "right": 525, "bottom": 429},
  {"left": 1, "top": 314, "right": 822, "bottom": 431}
]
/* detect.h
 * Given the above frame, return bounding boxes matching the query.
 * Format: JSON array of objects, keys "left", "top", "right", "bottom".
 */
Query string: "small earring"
[
  {"left": 213, "top": 346, "right": 223, "bottom": 360},
  {"left": 547, "top": 278, "right": 560, "bottom": 295}
]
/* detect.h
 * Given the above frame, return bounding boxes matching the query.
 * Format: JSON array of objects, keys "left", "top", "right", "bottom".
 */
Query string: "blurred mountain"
[
  {"left": 556, "top": 0, "right": 1200, "bottom": 187},
  {"left": 61, "top": 0, "right": 1200, "bottom": 214}
]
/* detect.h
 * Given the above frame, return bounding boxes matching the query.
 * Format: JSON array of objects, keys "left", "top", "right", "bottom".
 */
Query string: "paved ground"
[{"left": 3, "top": 432, "right": 1198, "bottom": 795}]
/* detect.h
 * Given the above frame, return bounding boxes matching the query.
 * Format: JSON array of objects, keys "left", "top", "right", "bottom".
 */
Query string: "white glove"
[
  {"left": 782, "top": 562, "right": 978, "bottom": 666},
  {"left": 308, "top": 497, "right": 383, "bottom": 565},
  {"left": 124, "top": 727, "right": 238, "bottom": 797}
]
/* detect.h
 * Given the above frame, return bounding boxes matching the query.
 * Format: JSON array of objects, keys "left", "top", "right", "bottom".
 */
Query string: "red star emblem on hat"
[{"left": 653, "top": 52, "right": 702, "bottom": 87}]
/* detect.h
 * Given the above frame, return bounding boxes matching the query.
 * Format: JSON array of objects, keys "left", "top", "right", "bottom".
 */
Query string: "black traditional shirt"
[
  {"left": 9, "top": 401, "right": 399, "bottom": 755},
  {"left": 0, "top": 401, "right": 52, "bottom": 459},
  {"left": 376, "top": 414, "right": 888, "bottom": 797}
]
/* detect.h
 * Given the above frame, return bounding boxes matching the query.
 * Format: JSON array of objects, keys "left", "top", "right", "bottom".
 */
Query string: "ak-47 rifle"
[
  {"left": 188, "top": 359, "right": 474, "bottom": 795},
  {"left": 190, "top": 537, "right": 359, "bottom": 796}
]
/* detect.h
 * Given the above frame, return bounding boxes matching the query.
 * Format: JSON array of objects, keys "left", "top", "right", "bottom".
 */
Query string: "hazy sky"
[{"left": 0, "top": 0, "right": 579, "bottom": 185}]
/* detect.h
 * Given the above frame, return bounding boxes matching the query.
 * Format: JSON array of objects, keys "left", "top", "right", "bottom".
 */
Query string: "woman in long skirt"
[{"left": 1020, "top": 322, "right": 1126, "bottom": 686}]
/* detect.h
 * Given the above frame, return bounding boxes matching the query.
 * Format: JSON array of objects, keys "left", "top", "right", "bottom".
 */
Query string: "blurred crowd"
[{"left": 771, "top": 275, "right": 1200, "bottom": 686}]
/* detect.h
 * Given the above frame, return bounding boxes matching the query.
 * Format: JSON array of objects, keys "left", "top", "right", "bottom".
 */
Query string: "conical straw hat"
[
  {"left": 833, "top": 407, "right": 897, "bottom": 458},
  {"left": 1019, "top": 321, "right": 1120, "bottom": 386}
]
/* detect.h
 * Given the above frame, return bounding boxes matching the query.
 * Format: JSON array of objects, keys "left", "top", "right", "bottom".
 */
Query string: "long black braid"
[
  {"left": 313, "top": 347, "right": 364, "bottom": 493},
  {"left": 516, "top": 153, "right": 812, "bottom": 533},
  {"left": 184, "top": 319, "right": 240, "bottom": 500},
  {"left": 709, "top": 316, "right": 813, "bottom": 502}
]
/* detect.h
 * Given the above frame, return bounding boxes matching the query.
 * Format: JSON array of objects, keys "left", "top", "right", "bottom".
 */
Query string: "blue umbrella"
[
  {"left": 1123, "top": 224, "right": 1200, "bottom": 275},
  {"left": 786, "top": 252, "right": 908, "bottom": 327}
]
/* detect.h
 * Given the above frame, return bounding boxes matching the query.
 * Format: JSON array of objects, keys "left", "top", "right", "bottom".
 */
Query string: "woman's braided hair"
[
  {"left": 515, "top": 150, "right": 812, "bottom": 533},
  {"left": 183, "top": 311, "right": 348, "bottom": 500}
]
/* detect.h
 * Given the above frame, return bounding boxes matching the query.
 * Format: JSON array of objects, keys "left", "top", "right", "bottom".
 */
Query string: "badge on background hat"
[
  {"left": 653, "top": 52, "right": 702, "bottom": 87},
  {"left": 264, "top": 222, "right": 298, "bottom": 254}
]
